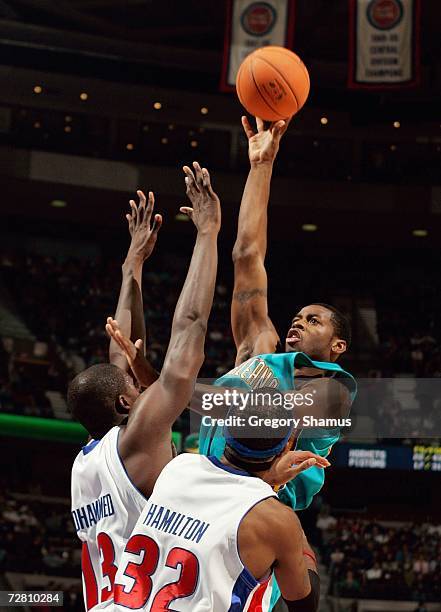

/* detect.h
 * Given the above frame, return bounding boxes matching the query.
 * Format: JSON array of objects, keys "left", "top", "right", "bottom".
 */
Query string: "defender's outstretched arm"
[
  {"left": 117, "top": 163, "right": 220, "bottom": 493},
  {"left": 110, "top": 190, "right": 161, "bottom": 388}
]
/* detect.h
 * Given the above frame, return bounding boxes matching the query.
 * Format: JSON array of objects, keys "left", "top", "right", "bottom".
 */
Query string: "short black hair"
[
  {"left": 224, "top": 388, "right": 294, "bottom": 471},
  {"left": 312, "top": 303, "right": 351, "bottom": 347},
  {"left": 67, "top": 363, "right": 129, "bottom": 439}
]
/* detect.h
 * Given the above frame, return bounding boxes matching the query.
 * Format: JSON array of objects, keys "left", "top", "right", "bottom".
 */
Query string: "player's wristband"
[{"left": 303, "top": 550, "right": 317, "bottom": 565}]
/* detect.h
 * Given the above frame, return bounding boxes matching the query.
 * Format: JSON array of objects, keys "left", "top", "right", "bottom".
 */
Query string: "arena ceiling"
[{"left": 0, "top": 0, "right": 440, "bottom": 110}]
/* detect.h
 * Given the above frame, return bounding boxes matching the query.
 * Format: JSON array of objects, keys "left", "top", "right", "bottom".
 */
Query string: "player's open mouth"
[{"left": 286, "top": 331, "right": 302, "bottom": 345}]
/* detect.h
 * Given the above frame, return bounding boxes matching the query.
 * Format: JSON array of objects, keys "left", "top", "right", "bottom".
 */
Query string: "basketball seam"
[
  {"left": 265, "top": 47, "right": 310, "bottom": 87},
  {"left": 257, "top": 55, "right": 301, "bottom": 112},
  {"left": 249, "top": 57, "right": 285, "bottom": 120}
]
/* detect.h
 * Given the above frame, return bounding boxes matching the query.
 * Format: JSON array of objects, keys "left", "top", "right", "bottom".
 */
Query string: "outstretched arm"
[
  {"left": 118, "top": 163, "right": 220, "bottom": 485},
  {"left": 109, "top": 190, "right": 161, "bottom": 388},
  {"left": 232, "top": 116, "right": 290, "bottom": 365}
]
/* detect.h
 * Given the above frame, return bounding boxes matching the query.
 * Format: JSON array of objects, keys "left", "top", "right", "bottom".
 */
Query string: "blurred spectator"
[{"left": 322, "top": 515, "right": 441, "bottom": 602}]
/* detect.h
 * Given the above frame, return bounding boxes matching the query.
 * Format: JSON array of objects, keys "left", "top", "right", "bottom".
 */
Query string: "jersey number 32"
[{"left": 82, "top": 532, "right": 199, "bottom": 610}]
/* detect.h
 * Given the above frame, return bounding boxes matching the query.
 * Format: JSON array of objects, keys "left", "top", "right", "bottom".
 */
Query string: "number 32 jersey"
[
  {"left": 71, "top": 426, "right": 147, "bottom": 610},
  {"left": 113, "top": 453, "right": 277, "bottom": 611}
]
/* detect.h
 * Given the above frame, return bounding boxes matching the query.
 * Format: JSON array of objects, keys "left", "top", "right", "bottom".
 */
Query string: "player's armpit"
[
  {"left": 235, "top": 327, "right": 280, "bottom": 366},
  {"left": 294, "top": 377, "right": 352, "bottom": 421}
]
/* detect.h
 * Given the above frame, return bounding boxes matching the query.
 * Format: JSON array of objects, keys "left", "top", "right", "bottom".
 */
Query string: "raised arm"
[
  {"left": 118, "top": 163, "right": 220, "bottom": 486},
  {"left": 231, "top": 117, "right": 289, "bottom": 365},
  {"left": 109, "top": 189, "right": 161, "bottom": 389}
]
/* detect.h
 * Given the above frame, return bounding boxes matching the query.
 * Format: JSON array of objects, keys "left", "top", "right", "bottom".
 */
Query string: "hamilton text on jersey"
[{"left": 143, "top": 503, "right": 210, "bottom": 543}]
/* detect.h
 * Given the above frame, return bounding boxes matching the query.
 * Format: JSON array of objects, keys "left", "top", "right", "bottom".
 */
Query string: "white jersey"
[
  {"left": 113, "top": 453, "right": 277, "bottom": 611},
  {"left": 71, "top": 426, "right": 147, "bottom": 610}
]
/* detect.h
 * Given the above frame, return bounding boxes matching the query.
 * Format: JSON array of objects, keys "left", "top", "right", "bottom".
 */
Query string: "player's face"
[{"left": 285, "top": 305, "right": 335, "bottom": 360}]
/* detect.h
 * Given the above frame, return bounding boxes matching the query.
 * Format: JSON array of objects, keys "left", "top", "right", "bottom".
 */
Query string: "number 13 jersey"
[
  {"left": 114, "top": 453, "right": 277, "bottom": 611},
  {"left": 71, "top": 426, "right": 147, "bottom": 610}
]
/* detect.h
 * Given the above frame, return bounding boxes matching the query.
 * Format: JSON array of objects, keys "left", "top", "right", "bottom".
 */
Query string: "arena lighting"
[
  {"left": 153, "top": 101, "right": 162, "bottom": 110},
  {"left": 390, "top": 144, "right": 397, "bottom": 151},
  {"left": 168, "top": 123, "right": 175, "bottom": 130},
  {"left": 161, "top": 137, "right": 168, "bottom": 144},
  {"left": 142, "top": 124, "right": 149, "bottom": 132},
  {"left": 320, "top": 117, "right": 328, "bottom": 125},
  {"left": 65, "top": 115, "right": 72, "bottom": 123},
  {"left": 412, "top": 229, "right": 428, "bottom": 237},
  {"left": 190, "top": 140, "right": 198, "bottom": 148},
  {"left": 64, "top": 125, "right": 72, "bottom": 133},
  {"left": 33, "top": 121, "right": 41, "bottom": 129},
  {"left": 33, "top": 85, "right": 42, "bottom": 94},
  {"left": 175, "top": 213, "right": 190, "bottom": 222},
  {"left": 200, "top": 107, "right": 209, "bottom": 115},
  {"left": 302, "top": 224, "right": 318, "bottom": 232},
  {"left": 0, "top": 413, "right": 182, "bottom": 448},
  {"left": 126, "top": 143, "right": 134, "bottom": 150},
  {"left": 50, "top": 200, "right": 67, "bottom": 208},
  {"left": 79, "top": 92, "right": 88, "bottom": 101},
  {"left": 393, "top": 121, "right": 401, "bottom": 128}
]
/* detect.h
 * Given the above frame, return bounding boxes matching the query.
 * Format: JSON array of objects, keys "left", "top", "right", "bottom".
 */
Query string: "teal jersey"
[{"left": 198, "top": 351, "right": 357, "bottom": 611}]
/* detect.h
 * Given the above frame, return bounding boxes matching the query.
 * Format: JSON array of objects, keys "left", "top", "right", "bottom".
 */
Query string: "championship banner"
[
  {"left": 348, "top": 0, "right": 421, "bottom": 89},
  {"left": 221, "top": 0, "right": 295, "bottom": 91}
]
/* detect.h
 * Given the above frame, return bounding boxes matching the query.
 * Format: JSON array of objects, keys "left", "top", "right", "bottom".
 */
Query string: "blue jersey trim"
[
  {"left": 228, "top": 567, "right": 258, "bottom": 611},
  {"left": 229, "top": 495, "right": 276, "bottom": 610},
  {"left": 207, "top": 456, "right": 253, "bottom": 478},
  {"left": 82, "top": 439, "right": 100, "bottom": 455}
]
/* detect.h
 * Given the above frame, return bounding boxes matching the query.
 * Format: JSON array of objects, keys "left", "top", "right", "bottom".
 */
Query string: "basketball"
[{"left": 236, "top": 46, "right": 310, "bottom": 121}]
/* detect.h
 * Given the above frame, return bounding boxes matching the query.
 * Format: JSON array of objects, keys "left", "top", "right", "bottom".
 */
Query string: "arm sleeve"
[{"left": 283, "top": 570, "right": 320, "bottom": 612}]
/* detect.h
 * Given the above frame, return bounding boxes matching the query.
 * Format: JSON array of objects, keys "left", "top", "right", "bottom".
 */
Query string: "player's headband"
[{"left": 223, "top": 424, "right": 294, "bottom": 459}]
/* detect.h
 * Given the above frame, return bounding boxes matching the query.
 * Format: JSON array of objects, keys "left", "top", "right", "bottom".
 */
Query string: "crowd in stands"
[
  {"left": 0, "top": 250, "right": 236, "bottom": 424},
  {"left": 316, "top": 507, "right": 441, "bottom": 603},
  {"left": 2, "top": 247, "right": 441, "bottom": 448},
  {"left": 0, "top": 491, "right": 81, "bottom": 582}
]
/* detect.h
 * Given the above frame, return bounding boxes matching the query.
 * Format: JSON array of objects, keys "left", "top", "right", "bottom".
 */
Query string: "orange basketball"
[{"left": 236, "top": 46, "right": 310, "bottom": 121}]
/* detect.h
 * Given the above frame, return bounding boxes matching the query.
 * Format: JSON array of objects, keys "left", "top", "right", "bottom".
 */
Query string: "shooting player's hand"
[{"left": 242, "top": 115, "right": 291, "bottom": 166}]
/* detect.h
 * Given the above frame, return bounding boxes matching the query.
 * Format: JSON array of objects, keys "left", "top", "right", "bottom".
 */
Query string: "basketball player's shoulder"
[
  {"left": 245, "top": 496, "right": 299, "bottom": 543},
  {"left": 162, "top": 451, "right": 205, "bottom": 473}
]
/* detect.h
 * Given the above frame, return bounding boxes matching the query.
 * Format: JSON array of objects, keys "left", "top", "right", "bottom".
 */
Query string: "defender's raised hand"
[
  {"left": 242, "top": 115, "right": 291, "bottom": 166},
  {"left": 266, "top": 450, "right": 331, "bottom": 489},
  {"left": 106, "top": 317, "right": 157, "bottom": 388},
  {"left": 126, "top": 190, "right": 162, "bottom": 263},
  {"left": 181, "top": 162, "right": 221, "bottom": 235}
]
